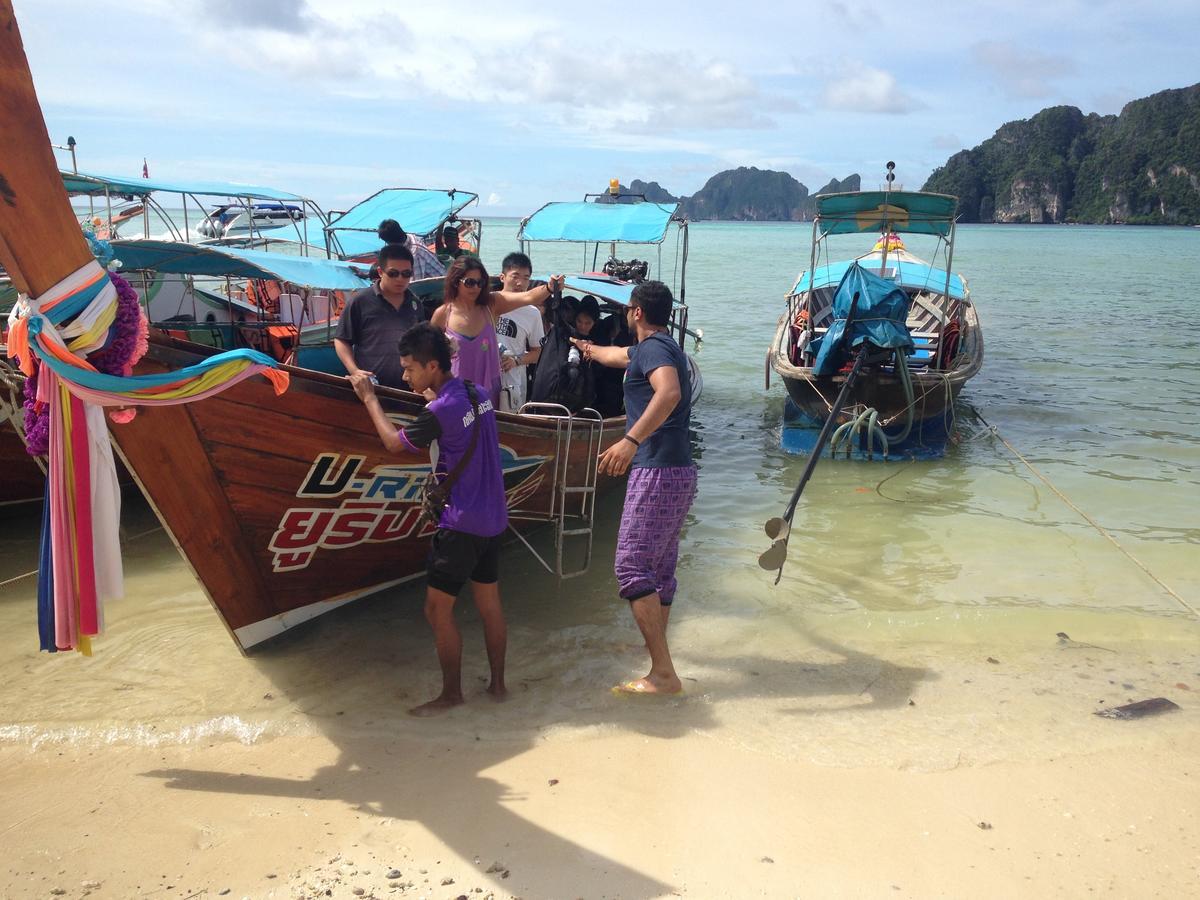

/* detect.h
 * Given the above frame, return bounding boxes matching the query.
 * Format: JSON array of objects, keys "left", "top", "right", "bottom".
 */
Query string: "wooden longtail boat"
[
  {"left": 110, "top": 336, "right": 622, "bottom": 649},
  {"left": 0, "top": 421, "right": 46, "bottom": 506},
  {"left": 768, "top": 175, "right": 983, "bottom": 457},
  {"left": 1, "top": 4, "right": 702, "bottom": 651}
]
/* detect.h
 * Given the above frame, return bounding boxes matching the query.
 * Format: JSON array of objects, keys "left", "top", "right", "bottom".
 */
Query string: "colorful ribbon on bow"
[{"left": 7, "top": 259, "right": 289, "bottom": 654}]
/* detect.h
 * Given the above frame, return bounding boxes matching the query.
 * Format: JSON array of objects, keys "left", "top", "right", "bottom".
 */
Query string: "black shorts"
[{"left": 426, "top": 528, "right": 501, "bottom": 595}]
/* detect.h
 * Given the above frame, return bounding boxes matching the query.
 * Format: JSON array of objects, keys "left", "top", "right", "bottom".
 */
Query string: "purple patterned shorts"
[{"left": 615, "top": 465, "right": 697, "bottom": 606}]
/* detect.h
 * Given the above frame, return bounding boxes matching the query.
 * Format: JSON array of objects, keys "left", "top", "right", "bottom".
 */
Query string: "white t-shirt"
[{"left": 495, "top": 305, "right": 545, "bottom": 412}]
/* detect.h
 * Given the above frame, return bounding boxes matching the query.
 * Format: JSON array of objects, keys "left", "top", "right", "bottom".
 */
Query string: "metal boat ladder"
[{"left": 509, "top": 402, "right": 604, "bottom": 578}]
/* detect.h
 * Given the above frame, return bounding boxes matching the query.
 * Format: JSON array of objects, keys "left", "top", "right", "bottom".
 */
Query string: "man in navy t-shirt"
[
  {"left": 572, "top": 281, "right": 696, "bottom": 696},
  {"left": 350, "top": 323, "right": 509, "bottom": 716}
]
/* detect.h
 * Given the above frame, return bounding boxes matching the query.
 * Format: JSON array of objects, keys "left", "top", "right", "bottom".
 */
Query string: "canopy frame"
[{"left": 517, "top": 191, "right": 690, "bottom": 318}]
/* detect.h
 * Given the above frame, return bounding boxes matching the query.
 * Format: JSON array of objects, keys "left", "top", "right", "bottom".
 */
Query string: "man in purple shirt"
[{"left": 350, "top": 323, "right": 509, "bottom": 716}]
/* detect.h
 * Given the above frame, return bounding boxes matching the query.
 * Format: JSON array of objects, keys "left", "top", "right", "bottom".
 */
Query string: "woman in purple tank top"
[{"left": 432, "top": 257, "right": 563, "bottom": 408}]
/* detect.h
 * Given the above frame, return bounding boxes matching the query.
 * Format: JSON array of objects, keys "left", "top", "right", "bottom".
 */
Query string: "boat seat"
[
  {"left": 905, "top": 331, "right": 938, "bottom": 368},
  {"left": 803, "top": 327, "right": 940, "bottom": 369}
]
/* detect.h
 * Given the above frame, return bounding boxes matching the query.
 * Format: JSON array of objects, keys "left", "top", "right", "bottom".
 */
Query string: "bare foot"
[
  {"left": 486, "top": 682, "right": 509, "bottom": 702},
  {"left": 612, "top": 675, "right": 683, "bottom": 696},
  {"left": 407, "top": 694, "right": 464, "bottom": 717}
]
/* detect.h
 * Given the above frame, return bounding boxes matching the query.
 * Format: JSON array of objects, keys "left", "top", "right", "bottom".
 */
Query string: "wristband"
[{"left": 624, "top": 434, "right": 641, "bottom": 447}]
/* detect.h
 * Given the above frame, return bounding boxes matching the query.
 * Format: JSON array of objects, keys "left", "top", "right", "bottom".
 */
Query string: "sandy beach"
[
  {"left": 2, "top": 542, "right": 1198, "bottom": 900},
  {"left": 3, "top": 704, "right": 1198, "bottom": 899}
]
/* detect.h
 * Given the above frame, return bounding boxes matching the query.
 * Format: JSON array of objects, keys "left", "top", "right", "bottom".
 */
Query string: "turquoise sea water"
[
  {"left": 1, "top": 220, "right": 1197, "bottom": 763},
  {"left": 476, "top": 219, "right": 1200, "bottom": 620}
]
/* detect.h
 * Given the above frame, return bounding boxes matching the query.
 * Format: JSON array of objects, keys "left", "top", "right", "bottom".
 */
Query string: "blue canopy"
[
  {"left": 792, "top": 257, "right": 966, "bottom": 301},
  {"left": 812, "top": 263, "right": 913, "bottom": 377},
  {"left": 111, "top": 240, "right": 370, "bottom": 290},
  {"left": 257, "top": 188, "right": 478, "bottom": 256},
  {"left": 519, "top": 201, "right": 680, "bottom": 244},
  {"left": 560, "top": 274, "right": 634, "bottom": 306},
  {"left": 330, "top": 188, "right": 477, "bottom": 235},
  {"left": 62, "top": 169, "right": 306, "bottom": 202}
]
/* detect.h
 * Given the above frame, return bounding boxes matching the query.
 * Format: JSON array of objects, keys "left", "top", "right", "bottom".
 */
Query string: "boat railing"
[{"left": 506, "top": 402, "right": 605, "bottom": 579}]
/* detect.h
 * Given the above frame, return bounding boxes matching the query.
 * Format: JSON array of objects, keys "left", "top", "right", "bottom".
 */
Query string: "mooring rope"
[
  {"left": 0, "top": 524, "right": 164, "bottom": 589},
  {"left": 971, "top": 408, "right": 1198, "bottom": 621}
]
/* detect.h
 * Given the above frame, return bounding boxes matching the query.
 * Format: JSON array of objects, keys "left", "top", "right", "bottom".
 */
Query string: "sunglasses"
[
  {"left": 461, "top": 277, "right": 485, "bottom": 288},
  {"left": 384, "top": 268, "right": 414, "bottom": 279}
]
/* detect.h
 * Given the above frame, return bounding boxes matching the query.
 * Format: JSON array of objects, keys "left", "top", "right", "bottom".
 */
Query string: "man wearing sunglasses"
[{"left": 334, "top": 243, "right": 422, "bottom": 389}]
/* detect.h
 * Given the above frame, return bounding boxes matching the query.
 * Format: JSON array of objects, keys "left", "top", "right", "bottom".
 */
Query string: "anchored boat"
[{"left": 769, "top": 174, "right": 983, "bottom": 457}]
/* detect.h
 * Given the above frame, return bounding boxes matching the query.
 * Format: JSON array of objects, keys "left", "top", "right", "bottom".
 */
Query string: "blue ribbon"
[{"left": 37, "top": 495, "right": 56, "bottom": 653}]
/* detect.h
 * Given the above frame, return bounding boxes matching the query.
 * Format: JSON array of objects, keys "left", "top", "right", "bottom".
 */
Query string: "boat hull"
[
  {"left": 110, "top": 336, "right": 625, "bottom": 651},
  {"left": 770, "top": 305, "right": 984, "bottom": 458},
  {"left": 0, "top": 420, "right": 46, "bottom": 505}
]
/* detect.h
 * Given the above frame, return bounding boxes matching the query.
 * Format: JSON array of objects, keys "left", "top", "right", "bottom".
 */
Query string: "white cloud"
[
  {"left": 177, "top": 3, "right": 777, "bottom": 135},
  {"left": 200, "top": 0, "right": 313, "bottom": 33},
  {"left": 931, "top": 134, "right": 963, "bottom": 151},
  {"left": 972, "top": 41, "right": 1076, "bottom": 99},
  {"left": 486, "top": 193, "right": 503, "bottom": 206},
  {"left": 821, "top": 66, "right": 922, "bottom": 114}
]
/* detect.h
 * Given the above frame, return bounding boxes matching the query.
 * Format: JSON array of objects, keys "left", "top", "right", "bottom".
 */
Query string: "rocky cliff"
[
  {"left": 923, "top": 83, "right": 1200, "bottom": 224},
  {"left": 596, "top": 169, "right": 861, "bottom": 221}
]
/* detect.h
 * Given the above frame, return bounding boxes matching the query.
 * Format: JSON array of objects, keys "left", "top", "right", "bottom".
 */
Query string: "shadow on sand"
[{"left": 140, "top": 557, "right": 932, "bottom": 897}]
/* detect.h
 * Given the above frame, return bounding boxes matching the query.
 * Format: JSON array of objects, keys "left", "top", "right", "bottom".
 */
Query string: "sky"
[{"left": 14, "top": 0, "right": 1200, "bottom": 216}]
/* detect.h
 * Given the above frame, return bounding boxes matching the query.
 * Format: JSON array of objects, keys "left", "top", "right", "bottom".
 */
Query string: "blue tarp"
[
  {"left": 61, "top": 169, "right": 305, "bottom": 202},
  {"left": 792, "top": 258, "right": 966, "bottom": 301},
  {"left": 111, "top": 240, "right": 371, "bottom": 290},
  {"left": 812, "top": 263, "right": 913, "bottom": 376},
  {"left": 519, "top": 201, "right": 679, "bottom": 244}
]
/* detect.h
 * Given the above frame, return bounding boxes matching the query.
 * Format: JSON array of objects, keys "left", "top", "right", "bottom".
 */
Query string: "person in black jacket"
[{"left": 530, "top": 295, "right": 596, "bottom": 412}]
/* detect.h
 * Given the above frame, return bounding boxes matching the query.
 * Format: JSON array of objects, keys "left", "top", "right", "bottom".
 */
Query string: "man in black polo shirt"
[{"left": 334, "top": 243, "right": 421, "bottom": 388}]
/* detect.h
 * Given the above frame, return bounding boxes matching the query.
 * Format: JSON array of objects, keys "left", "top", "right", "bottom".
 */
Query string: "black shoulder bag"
[{"left": 419, "top": 381, "right": 481, "bottom": 526}]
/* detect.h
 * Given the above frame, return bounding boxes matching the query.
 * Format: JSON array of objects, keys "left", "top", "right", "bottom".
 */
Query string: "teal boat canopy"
[
  {"left": 62, "top": 170, "right": 306, "bottom": 202},
  {"left": 330, "top": 188, "right": 478, "bottom": 237},
  {"left": 112, "top": 240, "right": 370, "bottom": 290},
  {"left": 520, "top": 201, "right": 681, "bottom": 244},
  {"left": 792, "top": 257, "right": 966, "bottom": 300},
  {"left": 816, "top": 191, "right": 957, "bottom": 237}
]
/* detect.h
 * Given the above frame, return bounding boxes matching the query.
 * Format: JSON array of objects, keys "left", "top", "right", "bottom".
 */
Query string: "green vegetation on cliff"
[
  {"left": 923, "top": 84, "right": 1200, "bottom": 224},
  {"left": 597, "top": 169, "right": 861, "bottom": 221}
]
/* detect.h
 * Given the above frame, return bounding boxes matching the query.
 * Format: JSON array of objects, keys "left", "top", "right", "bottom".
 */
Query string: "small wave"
[{"left": 0, "top": 714, "right": 288, "bottom": 750}]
